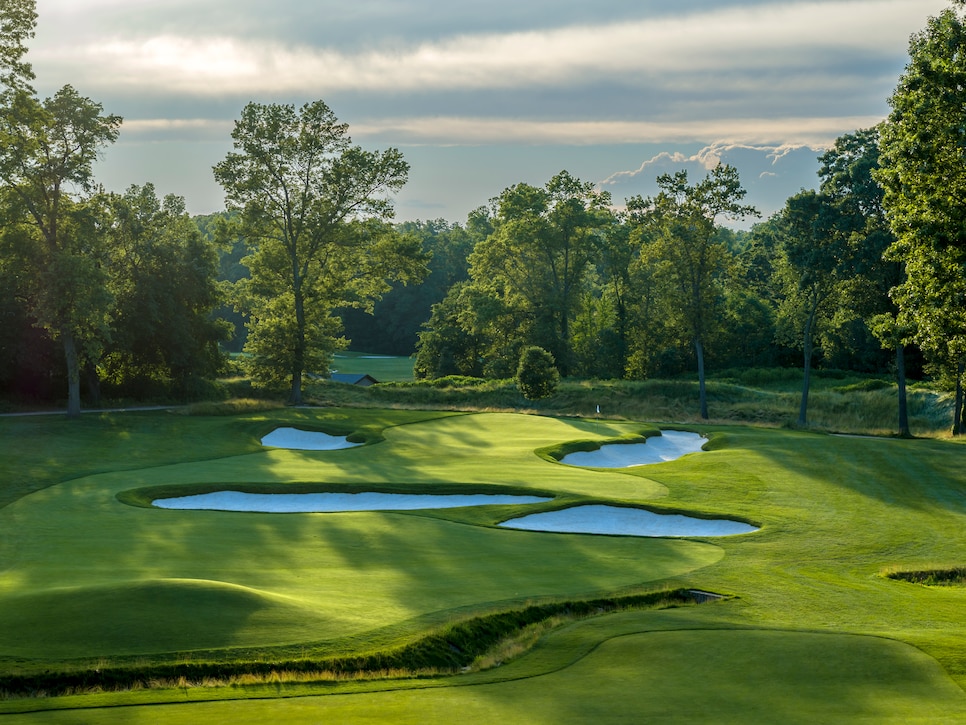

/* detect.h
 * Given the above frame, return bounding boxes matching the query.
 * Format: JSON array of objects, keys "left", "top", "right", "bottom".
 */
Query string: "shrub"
[{"left": 516, "top": 346, "right": 560, "bottom": 401}]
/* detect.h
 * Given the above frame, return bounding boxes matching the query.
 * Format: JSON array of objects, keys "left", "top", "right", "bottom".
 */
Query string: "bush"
[{"left": 516, "top": 346, "right": 560, "bottom": 400}]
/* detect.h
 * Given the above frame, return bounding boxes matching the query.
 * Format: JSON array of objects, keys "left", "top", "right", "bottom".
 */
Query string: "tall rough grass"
[
  {"left": 182, "top": 398, "right": 285, "bottom": 416},
  {"left": 305, "top": 371, "right": 955, "bottom": 437}
]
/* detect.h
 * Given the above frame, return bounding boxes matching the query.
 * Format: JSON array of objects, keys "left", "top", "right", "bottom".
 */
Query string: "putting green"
[
  {"left": 0, "top": 508, "right": 721, "bottom": 657},
  {"left": 0, "top": 413, "right": 714, "bottom": 659}
]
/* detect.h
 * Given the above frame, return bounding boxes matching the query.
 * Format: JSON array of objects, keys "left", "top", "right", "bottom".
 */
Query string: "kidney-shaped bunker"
[
  {"left": 561, "top": 430, "right": 705, "bottom": 468},
  {"left": 499, "top": 505, "right": 757, "bottom": 538}
]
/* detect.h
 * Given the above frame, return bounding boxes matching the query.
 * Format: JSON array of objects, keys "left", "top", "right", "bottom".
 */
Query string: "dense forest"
[{"left": 2, "top": 1, "right": 966, "bottom": 431}]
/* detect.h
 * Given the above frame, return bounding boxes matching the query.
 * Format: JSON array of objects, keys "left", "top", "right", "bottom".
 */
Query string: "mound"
[{"left": 0, "top": 579, "right": 315, "bottom": 658}]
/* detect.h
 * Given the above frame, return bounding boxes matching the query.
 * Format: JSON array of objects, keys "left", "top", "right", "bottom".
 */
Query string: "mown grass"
[
  {"left": 329, "top": 351, "right": 415, "bottom": 382},
  {"left": 1, "top": 399, "right": 966, "bottom": 722},
  {"left": 0, "top": 589, "right": 701, "bottom": 699}
]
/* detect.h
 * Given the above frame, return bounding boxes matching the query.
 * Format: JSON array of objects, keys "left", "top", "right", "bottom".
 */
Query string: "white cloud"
[
  {"left": 33, "top": 0, "right": 946, "bottom": 96},
  {"left": 600, "top": 141, "right": 831, "bottom": 222},
  {"left": 111, "top": 114, "right": 882, "bottom": 149},
  {"left": 121, "top": 118, "right": 232, "bottom": 134},
  {"left": 602, "top": 141, "right": 818, "bottom": 185},
  {"left": 355, "top": 116, "right": 879, "bottom": 148}
]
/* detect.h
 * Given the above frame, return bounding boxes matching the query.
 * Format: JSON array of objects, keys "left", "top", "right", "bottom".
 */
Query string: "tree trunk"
[
  {"left": 615, "top": 294, "right": 628, "bottom": 375},
  {"left": 896, "top": 343, "right": 910, "bottom": 438},
  {"left": 290, "top": 278, "right": 305, "bottom": 406},
  {"left": 695, "top": 336, "right": 708, "bottom": 420},
  {"left": 84, "top": 361, "right": 101, "bottom": 408},
  {"left": 62, "top": 329, "right": 81, "bottom": 419},
  {"left": 954, "top": 358, "right": 965, "bottom": 437},
  {"left": 799, "top": 350, "right": 813, "bottom": 427},
  {"left": 798, "top": 309, "right": 816, "bottom": 427},
  {"left": 558, "top": 311, "right": 570, "bottom": 378}
]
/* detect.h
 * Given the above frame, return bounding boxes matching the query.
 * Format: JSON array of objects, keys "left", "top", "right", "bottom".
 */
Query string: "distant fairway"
[
  {"left": 330, "top": 351, "right": 415, "bottom": 382},
  {"left": 1, "top": 408, "right": 966, "bottom": 722}
]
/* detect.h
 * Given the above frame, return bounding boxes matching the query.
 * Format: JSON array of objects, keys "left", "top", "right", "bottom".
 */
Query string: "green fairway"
[
  {"left": 330, "top": 351, "right": 415, "bottom": 382},
  {"left": 1, "top": 409, "right": 966, "bottom": 722}
]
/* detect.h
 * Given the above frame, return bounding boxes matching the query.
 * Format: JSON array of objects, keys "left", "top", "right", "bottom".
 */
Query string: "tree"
[
  {"left": 628, "top": 165, "right": 757, "bottom": 419},
  {"left": 772, "top": 190, "right": 852, "bottom": 426},
  {"left": 0, "top": 0, "right": 36, "bottom": 93},
  {"left": 516, "top": 345, "right": 559, "bottom": 400},
  {"left": 213, "top": 100, "right": 428, "bottom": 404},
  {"left": 877, "top": 4, "right": 966, "bottom": 434},
  {"left": 819, "top": 127, "right": 911, "bottom": 437},
  {"left": 102, "top": 184, "right": 229, "bottom": 395},
  {"left": 467, "top": 171, "right": 612, "bottom": 376},
  {"left": 413, "top": 282, "right": 485, "bottom": 379},
  {"left": 0, "top": 85, "right": 121, "bottom": 417},
  {"left": 585, "top": 216, "right": 637, "bottom": 378},
  {"left": 340, "top": 218, "right": 476, "bottom": 355}
]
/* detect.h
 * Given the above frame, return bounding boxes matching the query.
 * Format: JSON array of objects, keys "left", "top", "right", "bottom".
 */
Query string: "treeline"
[
  {"left": 2, "top": 0, "right": 966, "bottom": 434},
  {"left": 358, "top": 141, "right": 916, "bottom": 428},
  {"left": 0, "top": 2, "right": 227, "bottom": 414}
]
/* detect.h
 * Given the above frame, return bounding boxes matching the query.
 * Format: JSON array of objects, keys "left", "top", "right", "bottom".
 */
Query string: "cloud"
[
  {"left": 601, "top": 141, "right": 830, "bottom": 222},
  {"left": 352, "top": 116, "right": 883, "bottom": 147},
  {"left": 33, "top": 0, "right": 944, "bottom": 97},
  {"left": 36, "top": 0, "right": 946, "bottom": 222},
  {"left": 119, "top": 118, "right": 233, "bottom": 140}
]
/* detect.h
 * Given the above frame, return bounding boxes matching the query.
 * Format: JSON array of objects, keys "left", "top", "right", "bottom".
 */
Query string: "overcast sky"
[{"left": 28, "top": 0, "right": 949, "bottom": 224}]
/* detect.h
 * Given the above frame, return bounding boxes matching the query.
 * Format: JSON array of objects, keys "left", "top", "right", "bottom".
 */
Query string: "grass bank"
[{"left": 304, "top": 369, "right": 953, "bottom": 438}]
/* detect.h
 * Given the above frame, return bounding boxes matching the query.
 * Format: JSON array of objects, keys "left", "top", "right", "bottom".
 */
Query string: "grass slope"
[{"left": 1, "top": 407, "right": 966, "bottom": 722}]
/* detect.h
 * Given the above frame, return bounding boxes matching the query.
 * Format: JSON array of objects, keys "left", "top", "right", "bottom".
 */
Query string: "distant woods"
[{"left": 3, "top": 0, "right": 966, "bottom": 435}]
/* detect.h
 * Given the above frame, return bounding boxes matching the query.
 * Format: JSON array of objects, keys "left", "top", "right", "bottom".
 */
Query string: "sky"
[{"left": 28, "top": 0, "right": 951, "bottom": 225}]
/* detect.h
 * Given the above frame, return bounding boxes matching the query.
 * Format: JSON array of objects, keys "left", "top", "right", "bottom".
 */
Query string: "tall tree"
[
  {"left": 0, "top": 85, "right": 122, "bottom": 417},
  {"left": 213, "top": 100, "right": 427, "bottom": 403},
  {"left": 772, "top": 191, "right": 852, "bottom": 426},
  {"left": 588, "top": 216, "right": 637, "bottom": 378},
  {"left": 413, "top": 281, "right": 485, "bottom": 379},
  {"left": 819, "top": 127, "right": 911, "bottom": 436},
  {"left": 467, "top": 171, "right": 612, "bottom": 376},
  {"left": 102, "top": 184, "right": 229, "bottom": 394},
  {"left": 628, "top": 165, "right": 757, "bottom": 419},
  {"left": 0, "top": 0, "right": 36, "bottom": 93},
  {"left": 877, "top": 4, "right": 966, "bottom": 434}
]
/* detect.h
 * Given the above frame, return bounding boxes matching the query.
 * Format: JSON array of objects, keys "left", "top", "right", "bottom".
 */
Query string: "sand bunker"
[
  {"left": 561, "top": 430, "right": 705, "bottom": 467},
  {"left": 499, "top": 504, "right": 757, "bottom": 538},
  {"left": 260, "top": 427, "right": 362, "bottom": 451},
  {"left": 153, "top": 491, "right": 552, "bottom": 512}
]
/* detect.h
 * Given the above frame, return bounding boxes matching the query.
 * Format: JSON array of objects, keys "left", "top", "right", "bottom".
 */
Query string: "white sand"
[
  {"left": 499, "top": 505, "right": 757, "bottom": 538},
  {"left": 260, "top": 427, "right": 362, "bottom": 451},
  {"left": 561, "top": 430, "right": 705, "bottom": 468},
  {"left": 153, "top": 491, "right": 552, "bottom": 512}
]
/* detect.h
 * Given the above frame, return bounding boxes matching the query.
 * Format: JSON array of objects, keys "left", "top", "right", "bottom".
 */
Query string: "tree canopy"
[
  {"left": 467, "top": 171, "right": 612, "bottom": 376},
  {"left": 878, "top": 4, "right": 966, "bottom": 433},
  {"left": 627, "top": 165, "right": 757, "bottom": 419},
  {"left": 0, "top": 84, "right": 121, "bottom": 416},
  {"left": 213, "top": 100, "right": 427, "bottom": 404}
]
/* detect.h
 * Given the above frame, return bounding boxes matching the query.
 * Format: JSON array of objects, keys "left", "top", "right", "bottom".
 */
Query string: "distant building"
[{"left": 329, "top": 373, "right": 379, "bottom": 387}]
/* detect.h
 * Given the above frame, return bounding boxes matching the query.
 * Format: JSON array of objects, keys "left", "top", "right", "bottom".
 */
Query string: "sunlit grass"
[
  {"left": 2, "top": 406, "right": 966, "bottom": 722},
  {"left": 307, "top": 370, "right": 955, "bottom": 438}
]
